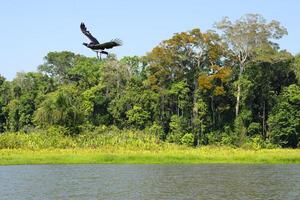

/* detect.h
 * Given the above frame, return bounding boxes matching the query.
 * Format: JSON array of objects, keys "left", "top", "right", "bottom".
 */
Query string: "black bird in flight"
[{"left": 80, "top": 22, "right": 122, "bottom": 59}]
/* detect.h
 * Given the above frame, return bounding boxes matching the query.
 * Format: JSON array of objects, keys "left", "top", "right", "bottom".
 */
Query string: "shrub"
[
  {"left": 241, "top": 135, "right": 279, "bottom": 150},
  {"left": 126, "top": 105, "right": 150, "bottom": 129},
  {"left": 220, "top": 133, "right": 235, "bottom": 146},
  {"left": 247, "top": 122, "right": 262, "bottom": 136},
  {"left": 181, "top": 133, "right": 194, "bottom": 146},
  {"left": 148, "top": 122, "right": 165, "bottom": 140},
  {"left": 167, "top": 115, "right": 186, "bottom": 144},
  {"left": 206, "top": 131, "right": 220, "bottom": 145}
]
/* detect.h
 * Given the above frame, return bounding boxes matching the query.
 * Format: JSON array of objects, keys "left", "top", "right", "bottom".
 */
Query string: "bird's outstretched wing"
[
  {"left": 80, "top": 22, "right": 99, "bottom": 44},
  {"left": 98, "top": 39, "right": 122, "bottom": 49}
]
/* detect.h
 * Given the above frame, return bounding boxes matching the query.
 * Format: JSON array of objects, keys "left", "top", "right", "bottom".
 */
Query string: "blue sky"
[{"left": 1, "top": 0, "right": 299, "bottom": 80}]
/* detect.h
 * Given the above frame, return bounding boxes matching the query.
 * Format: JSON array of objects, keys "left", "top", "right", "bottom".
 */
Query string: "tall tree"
[
  {"left": 215, "top": 14, "right": 288, "bottom": 117},
  {"left": 268, "top": 84, "right": 300, "bottom": 148},
  {"left": 0, "top": 75, "right": 9, "bottom": 132},
  {"left": 198, "top": 65, "right": 232, "bottom": 127},
  {"left": 34, "top": 85, "right": 86, "bottom": 133},
  {"left": 146, "top": 29, "right": 227, "bottom": 132},
  {"left": 38, "top": 51, "right": 77, "bottom": 84},
  {"left": 294, "top": 54, "right": 300, "bottom": 84},
  {"left": 244, "top": 50, "right": 296, "bottom": 137}
]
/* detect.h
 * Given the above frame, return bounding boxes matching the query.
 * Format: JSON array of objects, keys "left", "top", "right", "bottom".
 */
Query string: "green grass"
[{"left": 1, "top": 146, "right": 300, "bottom": 165}]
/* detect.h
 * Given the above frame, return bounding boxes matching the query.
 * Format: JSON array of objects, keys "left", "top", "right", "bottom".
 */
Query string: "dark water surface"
[{"left": 0, "top": 164, "right": 299, "bottom": 200}]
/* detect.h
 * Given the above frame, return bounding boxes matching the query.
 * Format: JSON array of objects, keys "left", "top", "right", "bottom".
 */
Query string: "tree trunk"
[
  {"left": 235, "top": 64, "right": 244, "bottom": 117},
  {"left": 192, "top": 77, "right": 198, "bottom": 126},
  {"left": 235, "top": 84, "right": 241, "bottom": 117},
  {"left": 262, "top": 101, "right": 266, "bottom": 138},
  {"left": 177, "top": 96, "right": 179, "bottom": 116},
  {"left": 197, "top": 123, "right": 201, "bottom": 147},
  {"left": 211, "top": 96, "right": 215, "bottom": 124},
  {"left": 161, "top": 95, "right": 164, "bottom": 121}
]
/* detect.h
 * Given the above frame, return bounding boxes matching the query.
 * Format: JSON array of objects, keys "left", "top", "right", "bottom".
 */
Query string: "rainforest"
[{"left": 0, "top": 14, "right": 300, "bottom": 164}]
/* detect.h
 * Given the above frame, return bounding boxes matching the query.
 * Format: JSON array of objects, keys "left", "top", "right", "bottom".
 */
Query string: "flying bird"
[{"left": 80, "top": 22, "right": 122, "bottom": 59}]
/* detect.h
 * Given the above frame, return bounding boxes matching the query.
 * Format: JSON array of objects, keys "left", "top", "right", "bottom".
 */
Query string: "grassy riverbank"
[
  {"left": 1, "top": 147, "right": 300, "bottom": 165},
  {"left": 1, "top": 129, "right": 299, "bottom": 165}
]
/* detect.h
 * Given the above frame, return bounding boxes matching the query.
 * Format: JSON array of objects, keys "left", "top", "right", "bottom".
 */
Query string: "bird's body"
[{"left": 80, "top": 22, "right": 122, "bottom": 59}]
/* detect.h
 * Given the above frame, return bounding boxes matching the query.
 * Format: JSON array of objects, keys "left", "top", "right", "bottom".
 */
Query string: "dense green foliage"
[
  {"left": 0, "top": 127, "right": 160, "bottom": 149},
  {"left": 0, "top": 14, "right": 299, "bottom": 148},
  {"left": 268, "top": 84, "right": 300, "bottom": 147}
]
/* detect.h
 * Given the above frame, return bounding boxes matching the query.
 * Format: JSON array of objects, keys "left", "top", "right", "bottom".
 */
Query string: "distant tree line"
[{"left": 0, "top": 14, "right": 299, "bottom": 148}]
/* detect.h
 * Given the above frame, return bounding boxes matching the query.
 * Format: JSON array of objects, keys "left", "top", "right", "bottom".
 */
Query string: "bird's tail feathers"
[{"left": 111, "top": 38, "right": 123, "bottom": 46}]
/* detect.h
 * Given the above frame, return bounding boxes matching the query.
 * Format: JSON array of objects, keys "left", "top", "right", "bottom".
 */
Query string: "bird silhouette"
[{"left": 80, "top": 22, "right": 122, "bottom": 59}]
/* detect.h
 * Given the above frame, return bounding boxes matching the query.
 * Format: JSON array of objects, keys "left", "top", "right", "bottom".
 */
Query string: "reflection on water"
[{"left": 0, "top": 164, "right": 299, "bottom": 200}]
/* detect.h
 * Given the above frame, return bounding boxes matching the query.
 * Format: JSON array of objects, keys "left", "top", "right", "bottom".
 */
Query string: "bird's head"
[{"left": 82, "top": 42, "right": 88, "bottom": 47}]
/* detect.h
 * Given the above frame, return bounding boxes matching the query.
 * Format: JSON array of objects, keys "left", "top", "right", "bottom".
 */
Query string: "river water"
[{"left": 0, "top": 164, "right": 299, "bottom": 200}]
